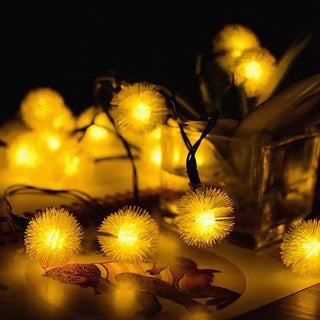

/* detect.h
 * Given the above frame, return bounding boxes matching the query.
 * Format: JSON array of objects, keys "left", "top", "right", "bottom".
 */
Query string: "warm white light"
[
  {"left": 86, "top": 125, "right": 108, "bottom": 141},
  {"left": 234, "top": 48, "right": 276, "bottom": 97},
  {"left": 176, "top": 187, "right": 234, "bottom": 247},
  {"left": 111, "top": 83, "right": 167, "bottom": 133},
  {"left": 132, "top": 103, "right": 151, "bottom": 121},
  {"left": 45, "top": 135, "right": 61, "bottom": 151},
  {"left": 64, "top": 156, "right": 80, "bottom": 176},
  {"left": 25, "top": 208, "right": 82, "bottom": 266},
  {"left": 98, "top": 206, "right": 159, "bottom": 262},
  {"left": 281, "top": 219, "right": 320, "bottom": 277},
  {"left": 150, "top": 147, "right": 162, "bottom": 166},
  {"left": 20, "top": 88, "right": 75, "bottom": 132}
]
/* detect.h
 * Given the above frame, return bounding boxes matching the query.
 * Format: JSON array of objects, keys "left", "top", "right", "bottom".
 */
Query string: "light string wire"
[
  {"left": 160, "top": 89, "right": 220, "bottom": 190},
  {"left": 3, "top": 184, "right": 104, "bottom": 229},
  {"left": 93, "top": 76, "right": 140, "bottom": 204}
]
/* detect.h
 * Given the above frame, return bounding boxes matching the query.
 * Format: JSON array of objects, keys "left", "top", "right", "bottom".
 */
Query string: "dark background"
[{"left": 1, "top": 2, "right": 320, "bottom": 120}]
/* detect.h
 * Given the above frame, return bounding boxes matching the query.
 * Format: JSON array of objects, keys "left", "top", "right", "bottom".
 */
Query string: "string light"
[
  {"left": 234, "top": 48, "right": 276, "bottom": 98},
  {"left": 98, "top": 206, "right": 159, "bottom": 263},
  {"left": 111, "top": 83, "right": 167, "bottom": 133},
  {"left": 25, "top": 208, "right": 83, "bottom": 267},
  {"left": 213, "top": 24, "right": 260, "bottom": 72},
  {"left": 175, "top": 186, "right": 234, "bottom": 247},
  {"left": 281, "top": 220, "right": 320, "bottom": 277},
  {"left": 20, "top": 88, "right": 75, "bottom": 132}
]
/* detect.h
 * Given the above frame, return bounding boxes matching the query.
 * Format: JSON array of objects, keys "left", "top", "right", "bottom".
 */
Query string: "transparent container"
[{"left": 160, "top": 122, "right": 320, "bottom": 249}]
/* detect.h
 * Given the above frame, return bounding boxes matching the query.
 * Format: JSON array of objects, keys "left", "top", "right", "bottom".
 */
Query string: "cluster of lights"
[
  {"left": 7, "top": 89, "right": 95, "bottom": 186},
  {"left": 214, "top": 24, "right": 276, "bottom": 98},
  {"left": 25, "top": 206, "right": 160, "bottom": 266}
]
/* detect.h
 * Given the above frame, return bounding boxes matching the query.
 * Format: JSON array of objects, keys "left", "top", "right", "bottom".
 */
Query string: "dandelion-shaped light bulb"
[
  {"left": 20, "top": 88, "right": 75, "bottom": 132},
  {"left": 213, "top": 24, "right": 260, "bottom": 72},
  {"left": 98, "top": 206, "right": 159, "bottom": 263},
  {"left": 25, "top": 208, "right": 83, "bottom": 267},
  {"left": 175, "top": 187, "right": 234, "bottom": 247},
  {"left": 111, "top": 83, "right": 167, "bottom": 133},
  {"left": 281, "top": 220, "right": 320, "bottom": 277},
  {"left": 234, "top": 48, "right": 276, "bottom": 98}
]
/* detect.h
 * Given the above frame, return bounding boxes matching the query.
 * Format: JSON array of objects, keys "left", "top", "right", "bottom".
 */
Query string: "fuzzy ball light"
[
  {"left": 111, "top": 83, "right": 167, "bottom": 133},
  {"left": 20, "top": 88, "right": 75, "bottom": 132},
  {"left": 25, "top": 208, "right": 83, "bottom": 266},
  {"left": 214, "top": 24, "right": 260, "bottom": 72},
  {"left": 175, "top": 186, "right": 234, "bottom": 247},
  {"left": 234, "top": 48, "right": 276, "bottom": 98},
  {"left": 281, "top": 220, "right": 320, "bottom": 277},
  {"left": 98, "top": 206, "right": 159, "bottom": 263}
]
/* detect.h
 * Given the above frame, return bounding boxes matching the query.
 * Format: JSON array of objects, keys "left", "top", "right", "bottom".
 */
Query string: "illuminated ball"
[
  {"left": 25, "top": 208, "right": 83, "bottom": 266},
  {"left": 98, "top": 206, "right": 159, "bottom": 263},
  {"left": 111, "top": 83, "right": 167, "bottom": 133},
  {"left": 214, "top": 24, "right": 260, "bottom": 72},
  {"left": 234, "top": 48, "right": 276, "bottom": 98},
  {"left": 175, "top": 186, "right": 234, "bottom": 247},
  {"left": 7, "top": 132, "right": 43, "bottom": 169},
  {"left": 20, "top": 88, "right": 75, "bottom": 132},
  {"left": 281, "top": 220, "right": 320, "bottom": 277},
  {"left": 40, "top": 132, "right": 63, "bottom": 152}
]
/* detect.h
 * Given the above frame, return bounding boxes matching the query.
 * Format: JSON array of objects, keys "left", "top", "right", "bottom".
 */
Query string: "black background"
[{"left": 1, "top": 2, "right": 320, "bottom": 120}]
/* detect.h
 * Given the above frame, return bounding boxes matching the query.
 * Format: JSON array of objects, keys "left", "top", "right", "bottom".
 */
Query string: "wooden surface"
[{"left": 235, "top": 283, "right": 320, "bottom": 320}]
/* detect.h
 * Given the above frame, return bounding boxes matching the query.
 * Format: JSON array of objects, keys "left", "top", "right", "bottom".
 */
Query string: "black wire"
[
  {"left": 161, "top": 87, "right": 220, "bottom": 189},
  {"left": 3, "top": 184, "right": 104, "bottom": 228},
  {"left": 94, "top": 77, "right": 140, "bottom": 205}
]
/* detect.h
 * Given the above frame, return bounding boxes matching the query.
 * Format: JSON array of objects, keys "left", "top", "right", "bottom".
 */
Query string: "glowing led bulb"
[
  {"left": 25, "top": 208, "right": 83, "bottom": 266},
  {"left": 45, "top": 229, "right": 65, "bottom": 250},
  {"left": 20, "top": 88, "right": 75, "bottom": 132},
  {"left": 111, "top": 83, "right": 167, "bottom": 133},
  {"left": 234, "top": 48, "right": 276, "bottom": 98},
  {"left": 44, "top": 134, "right": 61, "bottom": 151},
  {"left": 281, "top": 220, "right": 320, "bottom": 277},
  {"left": 175, "top": 186, "right": 234, "bottom": 247},
  {"left": 64, "top": 156, "right": 80, "bottom": 176},
  {"left": 150, "top": 146, "right": 162, "bottom": 166},
  {"left": 15, "top": 145, "right": 38, "bottom": 167},
  {"left": 213, "top": 24, "right": 260, "bottom": 72},
  {"left": 132, "top": 103, "right": 151, "bottom": 121},
  {"left": 86, "top": 125, "right": 108, "bottom": 142},
  {"left": 118, "top": 229, "right": 138, "bottom": 245},
  {"left": 98, "top": 206, "right": 159, "bottom": 263},
  {"left": 196, "top": 210, "right": 216, "bottom": 232},
  {"left": 8, "top": 133, "right": 41, "bottom": 169}
]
